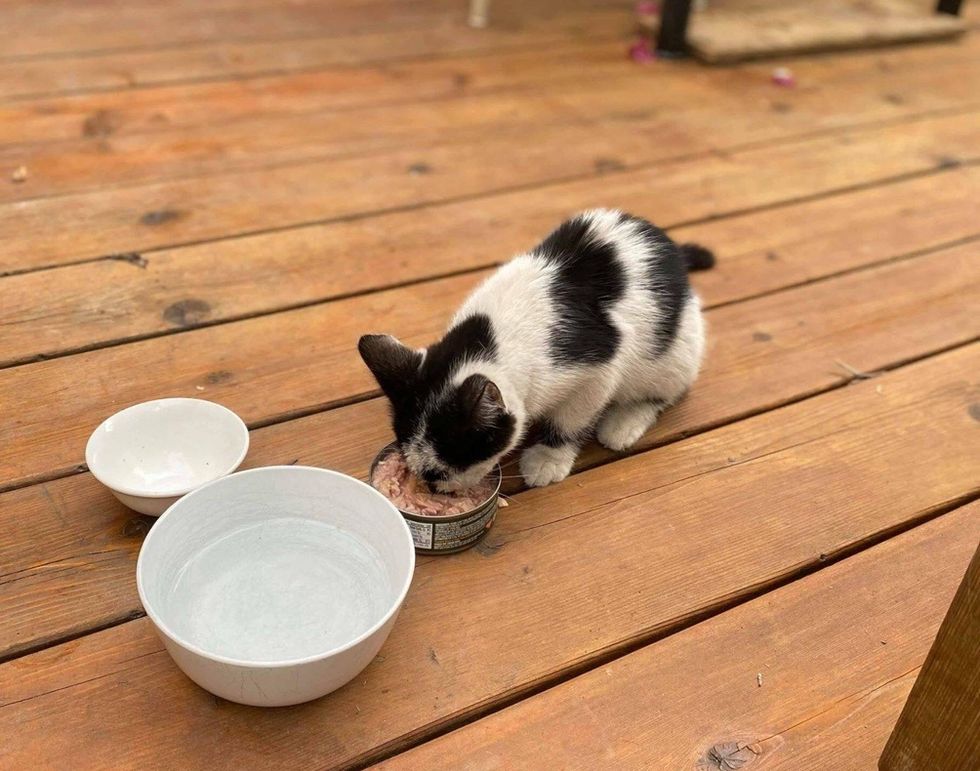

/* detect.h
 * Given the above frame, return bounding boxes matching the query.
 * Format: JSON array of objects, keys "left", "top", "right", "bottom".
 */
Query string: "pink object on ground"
[
  {"left": 771, "top": 67, "right": 796, "bottom": 87},
  {"left": 372, "top": 450, "right": 494, "bottom": 517},
  {"left": 629, "top": 37, "right": 657, "bottom": 63}
]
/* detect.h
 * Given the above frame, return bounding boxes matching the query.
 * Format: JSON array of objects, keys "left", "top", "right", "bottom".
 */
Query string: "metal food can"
[{"left": 369, "top": 443, "right": 502, "bottom": 555}]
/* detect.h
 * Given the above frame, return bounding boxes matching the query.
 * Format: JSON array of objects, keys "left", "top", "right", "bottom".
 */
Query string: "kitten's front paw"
[{"left": 520, "top": 444, "right": 575, "bottom": 487}]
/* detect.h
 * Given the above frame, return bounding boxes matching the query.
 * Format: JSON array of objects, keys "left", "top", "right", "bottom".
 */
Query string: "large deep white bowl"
[
  {"left": 136, "top": 465, "right": 415, "bottom": 707},
  {"left": 86, "top": 398, "right": 250, "bottom": 516}
]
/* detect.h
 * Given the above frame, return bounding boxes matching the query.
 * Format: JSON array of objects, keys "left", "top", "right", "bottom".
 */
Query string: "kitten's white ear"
[
  {"left": 358, "top": 334, "right": 422, "bottom": 400},
  {"left": 459, "top": 374, "right": 505, "bottom": 424}
]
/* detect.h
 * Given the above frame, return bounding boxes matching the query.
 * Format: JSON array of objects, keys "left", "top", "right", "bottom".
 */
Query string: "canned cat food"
[{"left": 369, "top": 443, "right": 501, "bottom": 554}]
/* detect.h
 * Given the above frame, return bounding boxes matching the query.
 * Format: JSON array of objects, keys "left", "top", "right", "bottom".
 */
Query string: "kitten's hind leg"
[{"left": 596, "top": 399, "right": 668, "bottom": 452}]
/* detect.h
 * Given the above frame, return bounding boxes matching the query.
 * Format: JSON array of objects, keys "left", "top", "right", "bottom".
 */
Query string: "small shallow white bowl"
[
  {"left": 86, "top": 398, "right": 249, "bottom": 516},
  {"left": 136, "top": 465, "right": 415, "bottom": 707}
]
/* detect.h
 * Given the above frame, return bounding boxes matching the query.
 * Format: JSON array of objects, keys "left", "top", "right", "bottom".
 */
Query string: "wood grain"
[
  {"left": 3, "top": 164, "right": 976, "bottom": 368},
  {"left": 3, "top": 237, "right": 978, "bottom": 493},
  {"left": 880, "top": 543, "right": 980, "bottom": 770},
  {"left": 0, "top": 344, "right": 976, "bottom": 769},
  {"left": 2, "top": 107, "right": 978, "bottom": 273},
  {"left": 0, "top": 41, "right": 627, "bottom": 146},
  {"left": 5, "top": 19, "right": 977, "bottom": 148},
  {"left": 7, "top": 67, "right": 980, "bottom": 208},
  {"left": 759, "top": 670, "right": 918, "bottom": 770},
  {"left": 0, "top": 5, "right": 629, "bottom": 101},
  {"left": 0, "top": 90, "right": 578, "bottom": 203},
  {"left": 0, "top": 0, "right": 465, "bottom": 59},
  {"left": 378, "top": 502, "right": 980, "bottom": 770}
]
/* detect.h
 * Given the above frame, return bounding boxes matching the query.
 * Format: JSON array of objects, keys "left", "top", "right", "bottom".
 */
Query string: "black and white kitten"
[{"left": 358, "top": 209, "right": 714, "bottom": 489}]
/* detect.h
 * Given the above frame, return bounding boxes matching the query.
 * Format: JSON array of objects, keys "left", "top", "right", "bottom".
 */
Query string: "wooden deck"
[{"left": 1, "top": 1, "right": 978, "bottom": 767}]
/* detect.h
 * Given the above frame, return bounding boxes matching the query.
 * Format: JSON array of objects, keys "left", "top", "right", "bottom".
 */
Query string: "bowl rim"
[
  {"left": 85, "top": 397, "right": 250, "bottom": 499},
  {"left": 136, "top": 464, "right": 416, "bottom": 669}
]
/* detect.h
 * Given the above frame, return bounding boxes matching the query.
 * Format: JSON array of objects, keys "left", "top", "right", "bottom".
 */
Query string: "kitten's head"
[{"left": 358, "top": 333, "right": 517, "bottom": 491}]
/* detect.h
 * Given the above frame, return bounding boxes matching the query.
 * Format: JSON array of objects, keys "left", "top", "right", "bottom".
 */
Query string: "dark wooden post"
[
  {"left": 656, "top": 0, "right": 693, "bottom": 58},
  {"left": 879, "top": 542, "right": 980, "bottom": 770},
  {"left": 936, "top": 0, "right": 964, "bottom": 15}
]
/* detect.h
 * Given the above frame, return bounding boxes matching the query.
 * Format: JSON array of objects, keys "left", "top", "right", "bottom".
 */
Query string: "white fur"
[{"left": 448, "top": 209, "right": 707, "bottom": 486}]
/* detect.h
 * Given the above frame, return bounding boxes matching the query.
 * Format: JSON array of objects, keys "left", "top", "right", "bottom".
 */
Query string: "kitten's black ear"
[
  {"left": 458, "top": 374, "right": 506, "bottom": 426},
  {"left": 358, "top": 334, "right": 422, "bottom": 401}
]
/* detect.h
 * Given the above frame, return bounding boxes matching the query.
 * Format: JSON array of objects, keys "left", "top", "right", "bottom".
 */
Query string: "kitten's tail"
[{"left": 679, "top": 243, "right": 716, "bottom": 271}]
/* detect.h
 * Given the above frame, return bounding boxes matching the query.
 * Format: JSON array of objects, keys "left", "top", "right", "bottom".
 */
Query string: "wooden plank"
[
  {"left": 0, "top": 41, "right": 627, "bottom": 146},
  {"left": 3, "top": 165, "right": 976, "bottom": 368},
  {"left": 0, "top": 344, "right": 976, "bottom": 768},
  {"left": 669, "top": 166, "right": 980, "bottom": 306},
  {"left": 0, "top": 90, "right": 578, "bottom": 203},
  {"left": 5, "top": 28, "right": 977, "bottom": 150},
  {"left": 5, "top": 32, "right": 980, "bottom": 206},
  {"left": 1, "top": 238, "right": 977, "bottom": 492},
  {"left": 689, "top": 0, "right": 965, "bottom": 64},
  {"left": 378, "top": 502, "right": 980, "bottom": 770},
  {"left": 759, "top": 670, "right": 918, "bottom": 770},
  {"left": 5, "top": 39, "right": 980, "bottom": 206},
  {"left": 0, "top": 0, "right": 463, "bottom": 59},
  {"left": 551, "top": 36, "right": 980, "bottom": 128},
  {"left": 0, "top": 6, "right": 629, "bottom": 101},
  {"left": 880, "top": 543, "right": 980, "bottom": 770},
  {"left": 2, "top": 108, "right": 978, "bottom": 274},
  {"left": 0, "top": 92, "right": 646, "bottom": 205}
]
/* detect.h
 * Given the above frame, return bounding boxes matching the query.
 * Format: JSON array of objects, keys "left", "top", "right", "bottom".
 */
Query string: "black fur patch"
[
  {"left": 538, "top": 418, "right": 588, "bottom": 448},
  {"left": 427, "top": 384, "right": 517, "bottom": 470},
  {"left": 631, "top": 215, "right": 693, "bottom": 356},
  {"left": 536, "top": 215, "right": 625, "bottom": 365},
  {"left": 419, "top": 314, "right": 496, "bottom": 388}
]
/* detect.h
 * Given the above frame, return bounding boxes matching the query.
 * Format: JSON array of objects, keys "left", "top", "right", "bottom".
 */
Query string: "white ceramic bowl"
[
  {"left": 136, "top": 465, "right": 416, "bottom": 707},
  {"left": 85, "top": 398, "right": 250, "bottom": 516}
]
